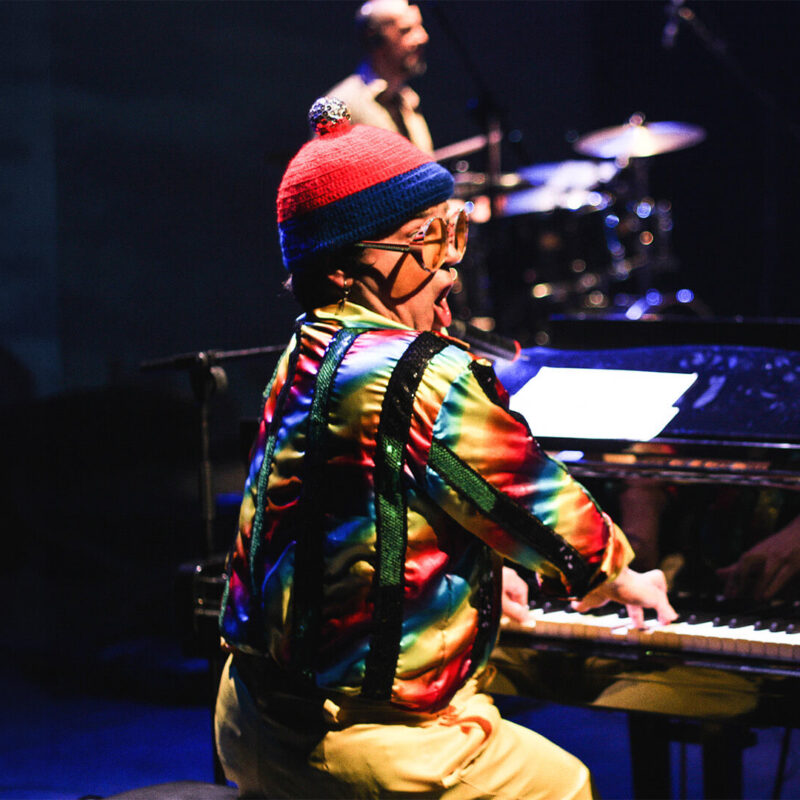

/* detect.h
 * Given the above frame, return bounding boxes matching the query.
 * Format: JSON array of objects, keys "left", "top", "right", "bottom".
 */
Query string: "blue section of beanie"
[{"left": 279, "top": 163, "right": 454, "bottom": 270}]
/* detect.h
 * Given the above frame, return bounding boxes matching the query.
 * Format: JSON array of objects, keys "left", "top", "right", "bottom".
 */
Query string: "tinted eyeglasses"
[{"left": 354, "top": 209, "right": 468, "bottom": 272}]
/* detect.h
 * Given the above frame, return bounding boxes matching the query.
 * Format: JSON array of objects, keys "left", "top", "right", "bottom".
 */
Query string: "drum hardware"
[
  {"left": 442, "top": 112, "right": 707, "bottom": 344},
  {"left": 514, "top": 190, "right": 676, "bottom": 300},
  {"left": 432, "top": 130, "right": 504, "bottom": 163},
  {"left": 499, "top": 186, "right": 613, "bottom": 217},
  {"left": 455, "top": 159, "right": 620, "bottom": 215},
  {"left": 452, "top": 169, "right": 528, "bottom": 200},
  {"left": 566, "top": 112, "right": 705, "bottom": 301},
  {"left": 529, "top": 270, "right": 610, "bottom": 309},
  {"left": 604, "top": 195, "right": 677, "bottom": 288},
  {"left": 516, "top": 160, "right": 619, "bottom": 191},
  {"left": 621, "top": 288, "right": 714, "bottom": 320}
]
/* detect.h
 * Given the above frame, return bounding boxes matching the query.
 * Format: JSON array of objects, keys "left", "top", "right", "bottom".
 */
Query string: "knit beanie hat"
[{"left": 277, "top": 97, "right": 454, "bottom": 271}]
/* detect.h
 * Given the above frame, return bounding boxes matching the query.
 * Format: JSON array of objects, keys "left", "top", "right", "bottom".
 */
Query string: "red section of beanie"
[{"left": 277, "top": 125, "right": 433, "bottom": 223}]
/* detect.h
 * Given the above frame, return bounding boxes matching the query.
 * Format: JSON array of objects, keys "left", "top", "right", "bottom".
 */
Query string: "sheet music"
[{"left": 509, "top": 367, "right": 698, "bottom": 441}]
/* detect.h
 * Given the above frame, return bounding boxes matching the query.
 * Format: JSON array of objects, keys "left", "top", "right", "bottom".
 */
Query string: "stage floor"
[{"left": 1, "top": 641, "right": 798, "bottom": 799}]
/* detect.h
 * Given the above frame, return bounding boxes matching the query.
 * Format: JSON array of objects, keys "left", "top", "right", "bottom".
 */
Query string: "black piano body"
[{"left": 489, "top": 319, "right": 800, "bottom": 798}]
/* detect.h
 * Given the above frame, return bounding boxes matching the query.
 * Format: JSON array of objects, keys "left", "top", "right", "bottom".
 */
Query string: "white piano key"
[{"left": 578, "top": 613, "right": 631, "bottom": 642}]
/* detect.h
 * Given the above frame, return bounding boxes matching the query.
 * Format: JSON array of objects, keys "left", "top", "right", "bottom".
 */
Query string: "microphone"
[
  {"left": 662, "top": 0, "right": 684, "bottom": 49},
  {"left": 447, "top": 320, "right": 521, "bottom": 363}
]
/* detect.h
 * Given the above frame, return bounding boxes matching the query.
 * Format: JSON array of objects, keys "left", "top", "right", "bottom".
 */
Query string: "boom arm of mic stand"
[{"left": 139, "top": 343, "right": 286, "bottom": 373}]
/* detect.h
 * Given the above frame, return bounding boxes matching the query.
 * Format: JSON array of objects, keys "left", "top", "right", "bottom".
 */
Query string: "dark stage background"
[{"left": 2, "top": 0, "right": 799, "bottom": 682}]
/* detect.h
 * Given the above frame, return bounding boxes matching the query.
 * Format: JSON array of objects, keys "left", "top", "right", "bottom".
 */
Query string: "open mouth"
[{"left": 432, "top": 270, "right": 456, "bottom": 331}]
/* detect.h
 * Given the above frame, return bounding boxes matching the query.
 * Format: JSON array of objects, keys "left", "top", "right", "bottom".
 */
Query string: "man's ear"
[{"left": 328, "top": 269, "right": 348, "bottom": 289}]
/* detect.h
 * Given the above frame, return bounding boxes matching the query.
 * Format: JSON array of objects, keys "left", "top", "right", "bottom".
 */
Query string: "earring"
[{"left": 339, "top": 277, "right": 353, "bottom": 309}]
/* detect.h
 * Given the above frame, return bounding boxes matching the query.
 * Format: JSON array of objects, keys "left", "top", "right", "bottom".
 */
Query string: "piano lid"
[{"left": 496, "top": 344, "right": 800, "bottom": 447}]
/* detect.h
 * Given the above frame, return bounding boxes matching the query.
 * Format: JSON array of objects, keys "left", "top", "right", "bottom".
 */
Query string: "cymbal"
[
  {"left": 499, "top": 186, "right": 613, "bottom": 216},
  {"left": 517, "top": 160, "right": 619, "bottom": 190},
  {"left": 574, "top": 121, "right": 706, "bottom": 159}
]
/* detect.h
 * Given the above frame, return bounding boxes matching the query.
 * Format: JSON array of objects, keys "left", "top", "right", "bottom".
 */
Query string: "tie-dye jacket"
[{"left": 219, "top": 302, "right": 633, "bottom": 712}]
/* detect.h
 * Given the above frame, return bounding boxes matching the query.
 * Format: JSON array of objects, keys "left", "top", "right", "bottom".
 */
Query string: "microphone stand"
[
  {"left": 140, "top": 344, "right": 285, "bottom": 558},
  {"left": 140, "top": 343, "right": 284, "bottom": 785}
]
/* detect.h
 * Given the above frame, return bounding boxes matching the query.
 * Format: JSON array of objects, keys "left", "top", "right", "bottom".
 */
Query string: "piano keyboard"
[{"left": 502, "top": 599, "right": 800, "bottom": 664}]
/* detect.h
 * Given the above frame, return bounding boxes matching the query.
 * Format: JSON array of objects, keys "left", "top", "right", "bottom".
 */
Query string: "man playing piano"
[{"left": 213, "top": 97, "right": 676, "bottom": 799}]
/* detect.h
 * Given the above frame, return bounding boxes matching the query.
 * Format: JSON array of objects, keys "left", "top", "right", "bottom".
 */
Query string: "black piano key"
[
  {"left": 711, "top": 613, "right": 762, "bottom": 628},
  {"left": 530, "top": 598, "right": 571, "bottom": 613},
  {"left": 751, "top": 601, "right": 790, "bottom": 631},
  {"left": 724, "top": 615, "right": 761, "bottom": 629},
  {"left": 758, "top": 619, "right": 790, "bottom": 633},
  {"left": 751, "top": 602, "right": 800, "bottom": 632},
  {"left": 610, "top": 606, "right": 658, "bottom": 621},
  {"left": 785, "top": 622, "right": 800, "bottom": 635},
  {"left": 687, "top": 612, "right": 716, "bottom": 625}
]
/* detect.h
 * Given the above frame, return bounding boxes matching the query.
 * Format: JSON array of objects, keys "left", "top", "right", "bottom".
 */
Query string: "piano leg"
[
  {"left": 701, "top": 723, "right": 753, "bottom": 799},
  {"left": 629, "top": 714, "right": 754, "bottom": 799},
  {"left": 628, "top": 713, "right": 671, "bottom": 799}
]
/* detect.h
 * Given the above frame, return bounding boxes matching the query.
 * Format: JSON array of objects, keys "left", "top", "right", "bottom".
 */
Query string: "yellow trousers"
[{"left": 215, "top": 655, "right": 593, "bottom": 799}]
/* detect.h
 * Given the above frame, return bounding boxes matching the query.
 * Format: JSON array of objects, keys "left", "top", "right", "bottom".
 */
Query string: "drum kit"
[{"left": 440, "top": 114, "right": 707, "bottom": 343}]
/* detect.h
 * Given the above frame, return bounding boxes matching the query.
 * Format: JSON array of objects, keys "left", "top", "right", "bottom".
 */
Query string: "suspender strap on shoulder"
[
  {"left": 290, "top": 327, "right": 367, "bottom": 680},
  {"left": 361, "top": 331, "right": 449, "bottom": 700}
]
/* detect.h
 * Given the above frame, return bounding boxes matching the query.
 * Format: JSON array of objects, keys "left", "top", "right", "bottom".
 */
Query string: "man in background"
[{"left": 327, "top": 0, "right": 433, "bottom": 152}]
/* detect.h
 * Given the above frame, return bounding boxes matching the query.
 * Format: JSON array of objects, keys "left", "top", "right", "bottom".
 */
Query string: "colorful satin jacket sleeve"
[
  {"left": 219, "top": 302, "right": 633, "bottom": 713},
  {"left": 415, "top": 346, "right": 633, "bottom": 594}
]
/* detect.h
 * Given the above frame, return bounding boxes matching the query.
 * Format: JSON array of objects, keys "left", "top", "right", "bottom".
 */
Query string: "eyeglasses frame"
[{"left": 354, "top": 209, "right": 468, "bottom": 273}]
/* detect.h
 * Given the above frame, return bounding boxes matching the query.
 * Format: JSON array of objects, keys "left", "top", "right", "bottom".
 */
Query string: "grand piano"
[
  {"left": 187, "top": 316, "right": 800, "bottom": 796},
  {"left": 487, "top": 316, "right": 800, "bottom": 799}
]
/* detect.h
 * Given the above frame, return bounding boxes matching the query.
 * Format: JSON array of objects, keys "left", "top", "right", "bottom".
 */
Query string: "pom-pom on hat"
[{"left": 277, "top": 96, "right": 454, "bottom": 271}]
